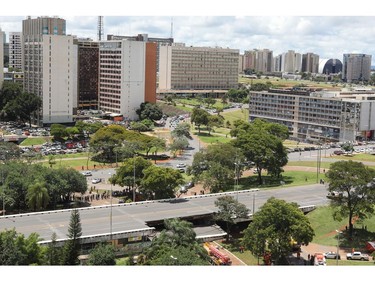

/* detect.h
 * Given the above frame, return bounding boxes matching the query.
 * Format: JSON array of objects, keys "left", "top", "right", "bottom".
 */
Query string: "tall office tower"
[
  {"left": 282, "top": 50, "right": 302, "bottom": 73},
  {"left": 159, "top": 44, "right": 239, "bottom": 91},
  {"left": 75, "top": 38, "right": 99, "bottom": 110},
  {"left": 342, "top": 53, "right": 372, "bottom": 83},
  {"left": 98, "top": 40, "right": 157, "bottom": 120},
  {"left": 302, "top": 52, "right": 320, "bottom": 73},
  {"left": 243, "top": 50, "right": 256, "bottom": 71},
  {"left": 256, "top": 49, "right": 273, "bottom": 73},
  {"left": 107, "top": 34, "right": 173, "bottom": 73},
  {"left": 22, "top": 16, "right": 76, "bottom": 126},
  {"left": 0, "top": 28, "right": 4, "bottom": 89},
  {"left": 9, "top": 32, "right": 23, "bottom": 70},
  {"left": 273, "top": 54, "right": 282, "bottom": 72}
]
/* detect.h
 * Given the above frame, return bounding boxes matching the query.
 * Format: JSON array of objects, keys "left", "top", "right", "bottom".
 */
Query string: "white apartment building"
[
  {"left": 41, "top": 35, "right": 77, "bottom": 124},
  {"left": 0, "top": 29, "right": 3, "bottom": 89},
  {"left": 158, "top": 44, "right": 239, "bottom": 91},
  {"left": 98, "top": 40, "right": 157, "bottom": 120},
  {"left": 9, "top": 32, "right": 23, "bottom": 70}
]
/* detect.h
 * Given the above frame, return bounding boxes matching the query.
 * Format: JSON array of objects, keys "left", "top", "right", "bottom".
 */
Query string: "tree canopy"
[
  {"left": 242, "top": 197, "right": 314, "bottom": 265},
  {"left": 136, "top": 102, "right": 163, "bottom": 121},
  {"left": 142, "top": 218, "right": 209, "bottom": 265},
  {"left": 326, "top": 160, "right": 375, "bottom": 237}
]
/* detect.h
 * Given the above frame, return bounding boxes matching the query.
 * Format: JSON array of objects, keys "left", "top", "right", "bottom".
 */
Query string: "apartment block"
[
  {"left": 302, "top": 53, "right": 319, "bottom": 73},
  {"left": 9, "top": 32, "right": 23, "bottom": 70},
  {"left": 98, "top": 40, "right": 157, "bottom": 120},
  {"left": 342, "top": 53, "right": 372, "bottom": 83},
  {"left": 249, "top": 89, "right": 375, "bottom": 142},
  {"left": 23, "top": 16, "right": 77, "bottom": 126},
  {"left": 282, "top": 50, "right": 302, "bottom": 73},
  {"left": 243, "top": 49, "right": 273, "bottom": 73},
  {"left": 159, "top": 44, "right": 239, "bottom": 91}
]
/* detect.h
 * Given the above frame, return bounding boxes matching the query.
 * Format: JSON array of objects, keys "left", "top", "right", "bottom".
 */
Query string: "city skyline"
[{"left": 3, "top": 15, "right": 375, "bottom": 65}]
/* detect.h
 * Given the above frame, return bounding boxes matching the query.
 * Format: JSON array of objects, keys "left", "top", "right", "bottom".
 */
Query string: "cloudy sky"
[{"left": 2, "top": 1, "right": 375, "bottom": 63}]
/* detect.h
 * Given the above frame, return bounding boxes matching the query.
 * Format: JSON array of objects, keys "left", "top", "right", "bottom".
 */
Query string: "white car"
[
  {"left": 176, "top": 163, "right": 187, "bottom": 168},
  {"left": 81, "top": 171, "right": 92, "bottom": 176},
  {"left": 91, "top": 178, "right": 102, "bottom": 184}
]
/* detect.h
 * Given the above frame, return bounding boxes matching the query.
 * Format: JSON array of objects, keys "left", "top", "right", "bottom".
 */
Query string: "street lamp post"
[
  {"left": 234, "top": 162, "right": 240, "bottom": 201},
  {"left": 335, "top": 230, "right": 342, "bottom": 266},
  {"left": 133, "top": 156, "right": 136, "bottom": 202},
  {"left": 109, "top": 172, "right": 113, "bottom": 241}
]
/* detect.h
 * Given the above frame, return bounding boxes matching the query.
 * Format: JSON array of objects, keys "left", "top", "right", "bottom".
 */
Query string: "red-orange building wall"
[{"left": 145, "top": 42, "right": 157, "bottom": 103}]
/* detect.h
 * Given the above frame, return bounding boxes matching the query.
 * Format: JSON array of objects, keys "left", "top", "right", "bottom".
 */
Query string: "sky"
[{"left": 2, "top": 0, "right": 375, "bottom": 64}]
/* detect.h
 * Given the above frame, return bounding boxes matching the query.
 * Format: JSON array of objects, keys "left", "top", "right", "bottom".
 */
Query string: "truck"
[{"left": 346, "top": 251, "right": 370, "bottom": 261}]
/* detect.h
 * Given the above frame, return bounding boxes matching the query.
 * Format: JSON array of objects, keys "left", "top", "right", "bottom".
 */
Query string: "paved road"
[{"left": 0, "top": 183, "right": 329, "bottom": 242}]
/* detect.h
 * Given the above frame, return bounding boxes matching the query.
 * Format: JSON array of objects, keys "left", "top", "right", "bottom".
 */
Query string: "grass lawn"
[
  {"left": 20, "top": 137, "right": 51, "bottom": 146},
  {"left": 287, "top": 161, "right": 333, "bottom": 169},
  {"left": 194, "top": 131, "right": 232, "bottom": 144},
  {"left": 333, "top": 153, "right": 375, "bottom": 162},
  {"left": 221, "top": 109, "right": 247, "bottom": 124},
  {"left": 237, "top": 170, "right": 325, "bottom": 190},
  {"left": 40, "top": 157, "right": 104, "bottom": 170}
]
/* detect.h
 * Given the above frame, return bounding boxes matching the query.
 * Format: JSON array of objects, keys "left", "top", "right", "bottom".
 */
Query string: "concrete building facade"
[
  {"left": 249, "top": 89, "right": 375, "bottom": 143},
  {"left": 342, "top": 53, "right": 372, "bottom": 83},
  {"left": 302, "top": 53, "right": 319, "bottom": 73},
  {"left": 98, "top": 40, "right": 157, "bottom": 120},
  {"left": 9, "top": 32, "right": 23, "bottom": 70},
  {"left": 23, "top": 16, "right": 76, "bottom": 126},
  {"left": 75, "top": 39, "right": 99, "bottom": 110},
  {"left": 158, "top": 44, "right": 239, "bottom": 91}
]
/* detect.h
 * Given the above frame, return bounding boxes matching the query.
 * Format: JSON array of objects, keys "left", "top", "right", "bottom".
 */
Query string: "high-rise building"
[
  {"left": 9, "top": 32, "right": 23, "bottom": 70},
  {"left": 342, "top": 53, "right": 372, "bottom": 83},
  {"left": 98, "top": 40, "right": 157, "bottom": 120},
  {"left": 281, "top": 50, "right": 302, "bottom": 73},
  {"left": 75, "top": 38, "right": 99, "bottom": 110},
  {"left": 107, "top": 34, "right": 173, "bottom": 72},
  {"left": 243, "top": 49, "right": 273, "bottom": 73},
  {"left": 0, "top": 28, "right": 4, "bottom": 89},
  {"left": 159, "top": 44, "right": 239, "bottom": 91},
  {"left": 23, "top": 16, "right": 76, "bottom": 126},
  {"left": 302, "top": 53, "right": 319, "bottom": 73}
]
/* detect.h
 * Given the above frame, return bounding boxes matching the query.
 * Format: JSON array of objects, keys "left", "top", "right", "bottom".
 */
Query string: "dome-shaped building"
[{"left": 319, "top": 58, "right": 343, "bottom": 74}]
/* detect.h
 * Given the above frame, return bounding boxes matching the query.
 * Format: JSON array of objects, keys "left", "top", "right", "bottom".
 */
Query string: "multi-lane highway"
[{"left": 0, "top": 182, "right": 329, "bottom": 244}]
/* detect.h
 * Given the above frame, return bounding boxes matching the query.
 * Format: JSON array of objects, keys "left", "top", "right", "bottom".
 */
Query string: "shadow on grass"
[{"left": 233, "top": 174, "right": 295, "bottom": 190}]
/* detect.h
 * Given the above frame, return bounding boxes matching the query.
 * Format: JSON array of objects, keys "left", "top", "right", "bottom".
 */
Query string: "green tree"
[
  {"left": 207, "top": 114, "right": 224, "bottom": 135},
  {"left": 341, "top": 142, "right": 354, "bottom": 154},
  {"left": 26, "top": 180, "right": 50, "bottom": 211},
  {"left": 191, "top": 107, "right": 209, "bottom": 134},
  {"left": 87, "top": 243, "right": 116, "bottom": 265},
  {"left": 140, "top": 165, "right": 184, "bottom": 200},
  {"left": 232, "top": 119, "right": 288, "bottom": 184},
  {"left": 15, "top": 92, "right": 42, "bottom": 127},
  {"left": 50, "top": 124, "right": 68, "bottom": 141},
  {"left": 168, "top": 136, "right": 189, "bottom": 157},
  {"left": 171, "top": 122, "right": 191, "bottom": 139},
  {"left": 214, "top": 195, "right": 249, "bottom": 242},
  {"left": 204, "top": 97, "right": 216, "bottom": 108},
  {"left": 112, "top": 156, "right": 152, "bottom": 201},
  {"left": 144, "top": 218, "right": 209, "bottom": 265},
  {"left": 326, "top": 160, "right": 375, "bottom": 237},
  {"left": 136, "top": 102, "right": 163, "bottom": 121},
  {"left": 46, "top": 232, "right": 61, "bottom": 265},
  {"left": 61, "top": 209, "right": 82, "bottom": 265},
  {"left": 242, "top": 197, "right": 314, "bottom": 265},
  {"left": 189, "top": 143, "right": 243, "bottom": 193},
  {"left": 0, "top": 229, "right": 43, "bottom": 265}
]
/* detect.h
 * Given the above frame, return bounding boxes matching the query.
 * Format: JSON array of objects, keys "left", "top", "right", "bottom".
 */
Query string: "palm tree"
[{"left": 26, "top": 180, "right": 50, "bottom": 211}]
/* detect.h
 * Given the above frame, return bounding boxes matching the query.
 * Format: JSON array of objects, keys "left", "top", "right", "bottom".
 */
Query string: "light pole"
[
  {"left": 335, "top": 230, "right": 342, "bottom": 266},
  {"left": 133, "top": 155, "right": 136, "bottom": 202},
  {"left": 234, "top": 162, "right": 240, "bottom": 201},
  {"left": 109, "top": 172, "right": 113, "bottom": 241}
]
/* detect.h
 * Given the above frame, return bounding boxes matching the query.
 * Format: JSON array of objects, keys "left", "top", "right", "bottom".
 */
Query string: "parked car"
[
  {"left": 346, "top": 251, "right": 370, "bottom": 261},
  {"left": 177, "top": 168, "right": 185, "bottom": 173},
  {"left": 81, "top": 171, "right": 92, "bottom": 177},
  {"left": 176, "top": 163, "right": 187, "bottom": 168},
  {"left": 333, "top": 150, "right": 344, "bottom": 155},
  {"left": 91, "top": 178, "right": 102, "bottom": 184},
  {"left": 324, "top": 251, "right": 340, "bottom": 259}
]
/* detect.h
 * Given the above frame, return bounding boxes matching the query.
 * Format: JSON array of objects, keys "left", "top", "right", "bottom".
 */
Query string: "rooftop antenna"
[
  {"left": 98, "top": 16, "right": 104, "bottom": 41},
  {"left": 170, "top": 17, "right": 173, "bottom": 39}
]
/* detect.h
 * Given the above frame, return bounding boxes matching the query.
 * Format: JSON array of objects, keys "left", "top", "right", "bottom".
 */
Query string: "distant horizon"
[{"left": 2, "top": 15, "right": 375, "bottom": 65}]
